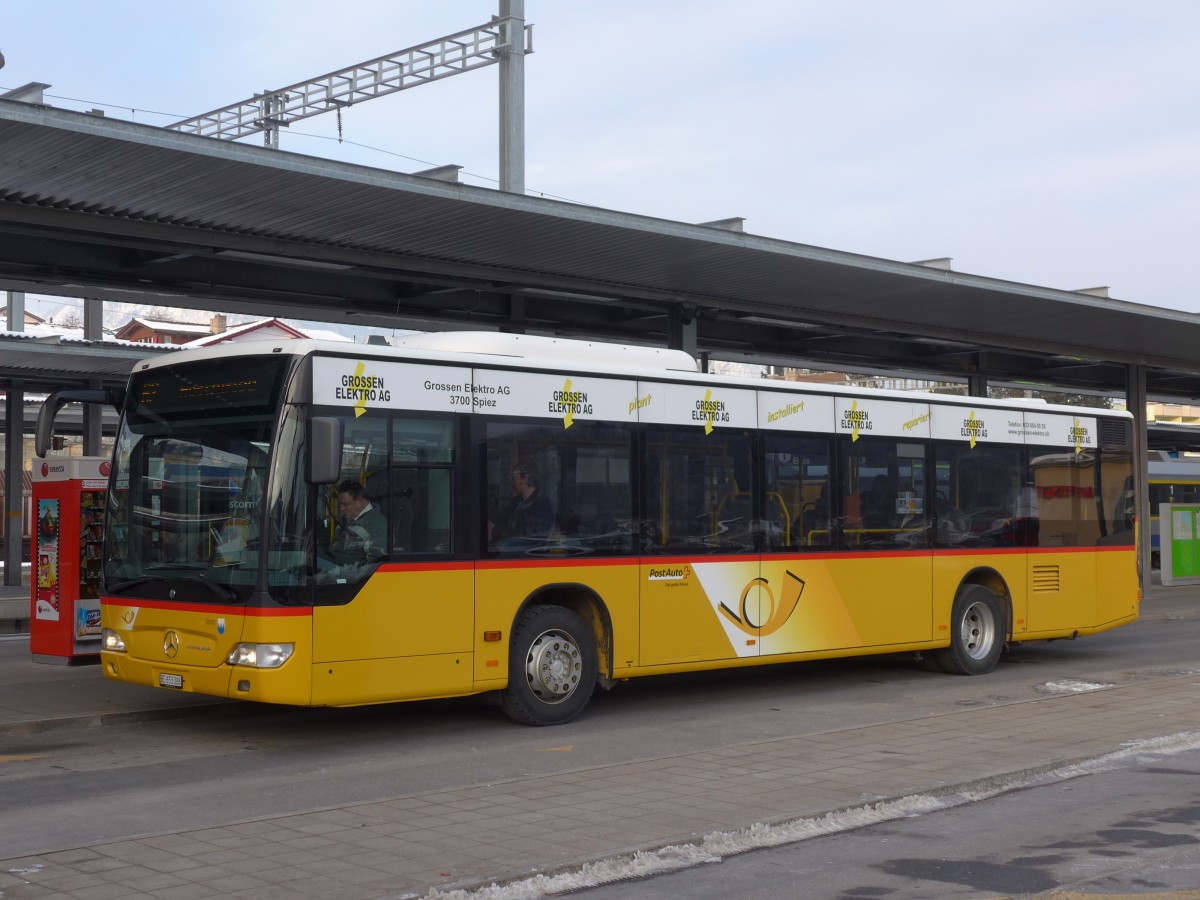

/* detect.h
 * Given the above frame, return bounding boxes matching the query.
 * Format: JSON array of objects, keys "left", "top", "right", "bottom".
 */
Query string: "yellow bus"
[{"left": 38, "top": 333, "right": 1139, "bottom": 725}]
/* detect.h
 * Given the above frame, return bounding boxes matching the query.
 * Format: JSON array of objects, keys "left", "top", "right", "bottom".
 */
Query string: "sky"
[{"left": 4, "top": 0, "right": 1200, "bottom": 326}]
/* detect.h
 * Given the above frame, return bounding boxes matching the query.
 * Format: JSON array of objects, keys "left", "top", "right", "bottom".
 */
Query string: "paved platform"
[
  {"left": 0, "top": 568, "right": 30, "bottom": 635},
  {"left": 0, "top": 583, "right": 1197, "bottom": 899}
]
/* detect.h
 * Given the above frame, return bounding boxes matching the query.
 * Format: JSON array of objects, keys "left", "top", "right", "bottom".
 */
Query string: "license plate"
[{"left": 158, "top": 673, "right": 184, "bottom": 689}]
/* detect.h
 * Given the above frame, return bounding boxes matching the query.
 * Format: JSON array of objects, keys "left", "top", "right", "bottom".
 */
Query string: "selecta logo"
[
  {"left": 99, "top": 461, "right": 111, "bottom": 476},
  {"left": 718, "top": 570, "right": 805, "bottom": 638},
  {"left": 41, "top": 462, "right": 48, "bottom": 477}
]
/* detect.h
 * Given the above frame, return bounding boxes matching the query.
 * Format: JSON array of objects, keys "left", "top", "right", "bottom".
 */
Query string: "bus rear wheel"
[
  {"left": 501, "top": 605, "right": 597, "bottom": 726},
  {"left": 933, "top": 585, "right": 1004, "bottom": 675}
]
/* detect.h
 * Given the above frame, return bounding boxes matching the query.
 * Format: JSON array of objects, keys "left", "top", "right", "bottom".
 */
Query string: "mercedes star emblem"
[{"left": 163, "top": 631, "right": 179, "bottom": 659}]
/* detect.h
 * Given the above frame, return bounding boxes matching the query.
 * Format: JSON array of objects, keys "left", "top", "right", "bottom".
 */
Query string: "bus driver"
[{"left": 330, "top": 479, "right": 387, "bottom": 564}]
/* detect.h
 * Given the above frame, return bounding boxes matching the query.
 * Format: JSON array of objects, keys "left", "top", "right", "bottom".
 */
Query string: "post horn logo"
[{"left": 718, "top": 570, "right": 805, "bottom": 638}]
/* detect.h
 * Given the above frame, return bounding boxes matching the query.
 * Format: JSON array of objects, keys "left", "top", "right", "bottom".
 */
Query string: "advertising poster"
[
  {"left": 35, "top": 499, "right": 60, "bottom": 621},
  {"left": 75, "top": 599, "right": 102, "bottom": 644}
]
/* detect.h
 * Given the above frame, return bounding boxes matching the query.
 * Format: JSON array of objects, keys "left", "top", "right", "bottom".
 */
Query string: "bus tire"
[
  {"left": 933, "top": 585, "right": 1004, "bottom": 675},
  {"left": 501, "top": 605, "right": 597, "bottom": 726}
]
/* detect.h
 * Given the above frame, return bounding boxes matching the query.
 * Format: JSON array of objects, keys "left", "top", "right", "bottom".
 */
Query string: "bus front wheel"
[
  {"left": 502, "top": 605, "right": 597, "bottom": 726},
  {"left": 933, "top": 585, "right": 1004, "bottom": 675}
]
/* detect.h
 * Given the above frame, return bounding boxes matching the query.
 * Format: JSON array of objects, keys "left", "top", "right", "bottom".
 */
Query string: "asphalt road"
[
  {"left": 2, "top": 611, "right": 1198, "bottom": 871},
  {"left": 568, "top": 748, "right": 1200, "bottom": 899}
]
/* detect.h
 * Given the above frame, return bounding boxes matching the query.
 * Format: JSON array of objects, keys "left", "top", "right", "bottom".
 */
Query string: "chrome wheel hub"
[
  {"left": 961, "top": 600, "right": 997, "bottom": 660},
  {"left": 525, "top": 629, "right": 582, "bottom": 704}
]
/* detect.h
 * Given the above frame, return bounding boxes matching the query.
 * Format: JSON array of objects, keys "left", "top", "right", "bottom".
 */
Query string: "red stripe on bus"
[
  {"left": 99, "top": 597, "right": 312, "bottom": 617},
  {"left": 929, "top": 545, "right": 1134, "bottom": 558},
  {"left": 476, "top": 557, "right": 634, "bottom": 571},
  {"left": 102, "top": 543, "right": 1134, "bottom": 610},
  {"left": 377, "top": 561, "right": 475, "bottom": 574},
  {"left": 473, "top": 547, "right": 1136, "bottom": 569},
  {"left": 1030, "top": 544, "right": 1133, "bottom": 555}
]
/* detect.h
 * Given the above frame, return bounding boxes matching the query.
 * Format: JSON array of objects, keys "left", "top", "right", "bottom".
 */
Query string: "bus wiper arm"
[
  {"left": 163, "top": 573, "right": 239, "bottom": 603},
  {"left": 107, "top": 576, "right": 155, "bottom": 592},
  {"left": 120, "top": 567, "right": 240, "bottom": 602}
]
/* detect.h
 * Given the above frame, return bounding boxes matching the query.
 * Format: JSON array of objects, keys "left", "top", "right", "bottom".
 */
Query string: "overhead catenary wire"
[{"left": 0, "top": 85, "right": 583, "bottom": 204}]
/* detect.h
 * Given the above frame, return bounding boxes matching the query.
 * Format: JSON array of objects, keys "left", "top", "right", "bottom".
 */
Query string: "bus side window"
[
  {"left": 763, "top": 435, "right": 832, "bottom": 550},
  {"left": 319, "top": 412, "right": 390, "bottom": 576},
  {"left": 934, "top": 443, "right": 1026, "bottom": 548},
  {"left": 391, "top": 416, "right": 455, "bottom": 555},
  {"left": 1099, "top": 450, "right": 1135, "bottom": 544},
  {"left": 483, "top": 418, "right": 634, "bottom": 557},
  {"left": 839, "top": 437, "right": 928, "bottom": 550},
  {"left": 1031, "top": 450, "right": 1099, "bottom": 548},
  {"left": 643, "top": 427, "right": 755, "bottom": 554}
]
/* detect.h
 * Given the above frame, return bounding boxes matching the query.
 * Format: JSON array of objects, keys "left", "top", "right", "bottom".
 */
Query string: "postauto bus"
[{"left": 37, "top": 333, "right": 1139, "bottom": 725}]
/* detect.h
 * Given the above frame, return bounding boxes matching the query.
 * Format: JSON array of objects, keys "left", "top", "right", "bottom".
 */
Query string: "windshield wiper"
[
  {"left": 109, "top": 567, "right": 239, "bottom": 603},
  {"left": 107, "top": 575, "right": 155, "bottom": 593}
]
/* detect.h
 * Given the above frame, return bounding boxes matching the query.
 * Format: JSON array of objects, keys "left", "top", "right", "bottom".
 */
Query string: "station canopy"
[{"left": 4, "top": 98, "right": 1200, "bottom": 400}]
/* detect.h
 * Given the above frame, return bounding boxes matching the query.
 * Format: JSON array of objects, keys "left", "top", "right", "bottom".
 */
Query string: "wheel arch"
[
  {"left": 956, "top": 566, "right": 1013, "bottom": 640},
  {"left": 512, "top": 583, "right": 614, "bottom": 683}
]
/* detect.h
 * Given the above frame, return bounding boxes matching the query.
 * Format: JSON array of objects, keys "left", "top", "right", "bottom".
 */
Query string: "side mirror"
[
  {"left": 308, "top": 417, "right": 343, "bottom": 484},
  {"left": 35, "top": 388, "right": 125, "bottom": 458}
]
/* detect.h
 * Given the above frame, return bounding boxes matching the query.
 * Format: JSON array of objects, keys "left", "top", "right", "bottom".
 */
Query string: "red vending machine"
[{"left": 31, "top": 456, "right": 110, "bottom": 664}]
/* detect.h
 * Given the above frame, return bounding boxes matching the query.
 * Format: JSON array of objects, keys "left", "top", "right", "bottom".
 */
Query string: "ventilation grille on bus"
[
  {"left": 1099, "top": 419, "right": 1132, "bottom": 449},
  {"left": 1031, "top": 565, "right": 1061, "bottom": 593}
]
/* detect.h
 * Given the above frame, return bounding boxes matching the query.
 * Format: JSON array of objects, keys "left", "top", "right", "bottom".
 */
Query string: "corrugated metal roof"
[
  {"left": 2, "top": 99, "right": 1200, "bottom": 397},
  {"left": 0, "top": 331, "right": 176, "bottom": 389}
]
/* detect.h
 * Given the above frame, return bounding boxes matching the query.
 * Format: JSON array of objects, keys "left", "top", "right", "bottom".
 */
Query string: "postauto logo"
[{"left": 718, "top": 571, "right": 805, "bottom": 638}]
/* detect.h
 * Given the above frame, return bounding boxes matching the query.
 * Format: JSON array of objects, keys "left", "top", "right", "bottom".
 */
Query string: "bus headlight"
[
  {"left": 226, "top": 643, "right": 294, "bottom": 669},
  {"left": 102, "top": 629, "right": 127, "bottom": 653}
]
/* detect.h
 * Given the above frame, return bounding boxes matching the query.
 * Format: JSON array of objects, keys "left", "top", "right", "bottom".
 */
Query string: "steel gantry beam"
[{"left": 166, "top": 16, "right": 533, "bottom": 148}]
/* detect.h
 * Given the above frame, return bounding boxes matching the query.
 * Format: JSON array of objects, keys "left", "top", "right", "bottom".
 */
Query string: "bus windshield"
[{"left": 104, "top": 355, "right": 292, "bottom": 602}]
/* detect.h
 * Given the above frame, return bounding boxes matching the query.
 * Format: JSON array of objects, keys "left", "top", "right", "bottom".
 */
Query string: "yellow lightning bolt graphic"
[
  {"left": 968, "top": 409, "right": 978, "bottom": 450},
  {"left": 850, "top": 400, "right": 860, "bottom": 442},
  {"left": 703, "top": 388, "right": 716, "bottom": 435},
  {"left": 353, "top": 361, "right": 368, "bottom": 418},
  {"left": 1074, "top": 416, "right": 1082, "bottom": 455},
  {"left": 562, "top": 378, "right": 575, "bottom": 430}
]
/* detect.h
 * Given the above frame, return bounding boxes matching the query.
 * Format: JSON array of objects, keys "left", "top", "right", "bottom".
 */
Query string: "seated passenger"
[
  {"left": 936, "top": 496, "right": 971, "bottom": 545},
  {"left": 862, "top": 475, "right": 892, "bottom": 528},
  {"left": 489, "top": 463, "right": 555, "bottom": 543}
]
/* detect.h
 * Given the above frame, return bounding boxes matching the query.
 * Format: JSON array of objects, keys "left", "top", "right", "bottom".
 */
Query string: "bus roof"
[
  {"left": 141, "top": 333, "right": 1132, "bottom": 421},
  {"left": 390, "top": 331, "right": 700, "bottom": 372}
]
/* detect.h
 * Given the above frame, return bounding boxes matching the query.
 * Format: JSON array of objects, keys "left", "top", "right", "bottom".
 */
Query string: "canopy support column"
[
  {"left": 83, "top": 298, "right": 104, "bottom": 456},
  {"left": 1126, "top": 364, "right": 1150, "bottom": 590},
  {"left": 4, "top": 291, "right": 25, "bottom": 586},
  {"left": 667, "top": 305, "right": 697, "bottom": 359}
]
